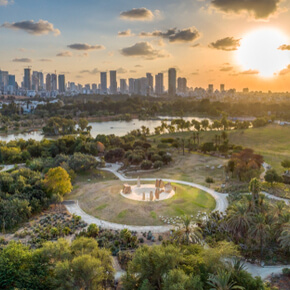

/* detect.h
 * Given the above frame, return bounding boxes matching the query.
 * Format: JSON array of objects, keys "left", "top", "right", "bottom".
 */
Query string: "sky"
[{"left": 0, "top": 0, "right": 290, "bottom": 92}]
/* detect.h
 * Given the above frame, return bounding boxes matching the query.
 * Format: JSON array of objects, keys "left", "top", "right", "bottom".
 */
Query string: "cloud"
[
  {"left": 120, "top": 8, "right": 154, "bottom": 21},
  {"left": 80, "top": 68, "right": 101, "bottom": 75},
  {"left": 12, "top": 57, "right": 32, "bottom": 63},
  {"left": 118, "top": 29, "right": 134, "bottom": 37},
  {"left": 191, "top": 43, "right": 200, "bottom": 48},
  {"left": 120, "top": 42, "right": 170, "bottom": 60},
  {"left": 139, "top": 27, "right": 200, "bottom": 43},
  {"left": 2, "top": 19, "right": 60, "bottom": 36},
  {"left": 209, "top": 37, "right": 241, "bottom": 51},
  {"left": 135, "top": 64, "right": 143, "bottom": 68},
  {"left": 220, "top": 66, "right": 233, "bottom": 72},
  {"left": 39, "top": 58, "right": 52, "bottom": 62},
  {"left": 117, "top": 67, "right": 128, "bottom": 74},
  {"left": 0, "top": 0, "right": 13, "bottom": 6},
  {"left": 279, "top": 65, "right": 290, "bottom": 75},
  {"left": 56, "top": 51, "right": 72, "bottom": 57},
  {"left": 230, "top": 69, "right": 259, "bottom": 76},
  {"left": 278, "top": 44, "right": 290, "bottom": 50},
  {"left": 67, "top": 43, "right": 105, "bottom": 50},
  {"left": 210, "top": 0, "right": 284, "bottom": 20}
]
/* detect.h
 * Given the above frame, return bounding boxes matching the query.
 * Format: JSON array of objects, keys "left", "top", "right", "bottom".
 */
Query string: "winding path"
[{"left": 64, "top": 162, "right": 229, "bottom": 233}]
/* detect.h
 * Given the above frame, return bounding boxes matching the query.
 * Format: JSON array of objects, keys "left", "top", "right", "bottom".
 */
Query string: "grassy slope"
[{"left": 151, "top": 124, "right": 290, "bottom": 174}]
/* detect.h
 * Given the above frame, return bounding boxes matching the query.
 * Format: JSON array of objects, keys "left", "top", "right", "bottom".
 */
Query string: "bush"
[
  {"left": 282, "top": 268, "right": 290, "bottom": 276},
  {"left": 141, "top": 160, "right": 152, "bottom": 170},
  {"left": 161, "top": 138, "right": 175, "bottom": 144},
  {"left": 154, "top": 161, "right": 164, "bottom": 169}
]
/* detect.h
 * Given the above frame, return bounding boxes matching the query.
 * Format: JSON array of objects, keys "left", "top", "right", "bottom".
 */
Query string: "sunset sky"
[{"left": 0, "top": 0, "right": 290, "bottom": 92}]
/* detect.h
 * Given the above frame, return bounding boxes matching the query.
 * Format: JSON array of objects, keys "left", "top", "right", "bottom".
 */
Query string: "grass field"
[
  {"left": 67, "top": 180, "right": 215, "bottom": 226},
  {"left": 151, "top": 124, "right": 290, "bottom": 174}
]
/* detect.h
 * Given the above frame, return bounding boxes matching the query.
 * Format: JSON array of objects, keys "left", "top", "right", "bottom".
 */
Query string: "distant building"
[
  {"left": 243, "top": 88, "right": 249, "bottom": 93},
  {"left": 208, "top": 84, "right": 214, "bottom": 94},
  {"left": 92, "top": 83, "right": 97, "bottom": 92},
  {"left": 146, "top": 73, "right": 153, "bottom": 95},
  {"left": 128, "top": 78, "right": 135, "bottom": 94},
  {"left": 220, "top": 84, "right": 225, "bottom": 92},
  {"left": 38, "top": 72, "right": 44, "bottom": 90},
  {"left": 110, "top": 70, "right": 117, "bottom": 94},
  {"left": 134, "top": 79, "right": 141, "bottom": 95},
  {"left": 32, "top": 71, "right": 40, "bottom": 91},
  {"left": 140, "top": 77, "right": 148, "bottom": 96},
  {"left": 58, "top": 74, "right": 66, "bottom": 93},
  {"left": 100, "top": 72, "right": 107, "bottom": 94},
  {"left": 177, "top": 77, "right": 187, "bottom": 94},
  {"left": 120, "top": 79, "right": 127, "bottom": 94},
  {"left": 51, "top": 74, "right": 57, "bottom": 91},
  {"left": 168, "top": 68, "right": 177, "bottom": 96},
  {"left": 46, "top": 74, "right": 51, "bottom": 92},
  {"left": 24, "top": 68, "right": 31, "bottom": 90},
  {"left": 155, "top": 73, "right": 164, "bottom": 95},
  {"left": 0, "top": 70, "right": 9, "bottom": 93}
]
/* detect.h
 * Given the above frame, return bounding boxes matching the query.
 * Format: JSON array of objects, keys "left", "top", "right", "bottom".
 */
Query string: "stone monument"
[{"left": 137, "top": 176, "right": 141, "bottom": 187}]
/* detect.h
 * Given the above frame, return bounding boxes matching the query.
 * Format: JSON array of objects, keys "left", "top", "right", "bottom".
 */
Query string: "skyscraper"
[
  {"left": 177, "top": 77, "right": 187, "bottom": 94},
  {"left": 38, "top": 72, "right": 44, "bottom": 90},
  {"left": 0, "top": 70, "right": 9, "bottom": 93},
  {"left": 220, "top": 84, "right": 225, "bottom": 92},
  {"left": 146, "top": 73, "right": 153, "bottom": 95},
  {"left": 110, "top": 70, "right": 117, "bottom": 94},
  {"left": 128, "top": 78, "right": 134, "bottom": 94},
  {"left": 46, "top": 74, "right": 51, "bottom": 92},
  {"left": 120, "top": 79, "right": 127, "bottom": 94},
  {"left": 155, "top": 73, "right": 164, "bottom": 95},
  {"left": 168, "top": 68, "right": 176, "bottom": 96},
  {"left": 100, "top": 72, "right": 107, "bottom": 94},
  {"left": 51, "top": 74, "right": 57, "bottom": 91},
  {"left": 58, "top": 74, "right": 65, "bottom": 93},
  {"left": 24, "top": 68, "right": 31, "bottom": 90},
  {"left": 32, "top": 71, "right": 39, "bottom": 91}
]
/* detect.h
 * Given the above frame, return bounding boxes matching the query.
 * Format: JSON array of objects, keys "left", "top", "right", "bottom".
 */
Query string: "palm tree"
[
  {"left": 207, "top": 269, "right": 244, "bottom": 290},
  {"left": 249, "top": 178, "right": 261, "bottom": 206},
  {"left": 249, "top": 214, "right": 271, "bottom": 263},
  {"left": 278, "top": 223, "right": 290, "bottom": 250},
  {"left": 173, "top": 215, "right": 202, "bottom": 245},
  {"left": 227, "top": 203, "right": 252, "bottom": 241}
]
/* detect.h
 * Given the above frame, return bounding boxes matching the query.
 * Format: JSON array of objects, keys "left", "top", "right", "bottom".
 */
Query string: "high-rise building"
[
  {"left": 7, "top": 74, "right": 15, "bottom": 93},
  {"left": 128, "top": 78, "right": 135, "bottom": 94},
  {"left": 140, "top": 77, "right": 148, "bottom": 96},
  {"left": 24, "top": 68, "right": 31, "bottom": 90},
  {"left": 92, "top": 83, "right": 97, "bottom": 92},
  {"left": 168, "top": 68, "right": 176, "bottom": 96},
  {"left": 0, "top": 70, "right": 9, "bottom": 93},
  {"left": 46, "top": 74, "right": 51, "bottom": 92},
  {"left": 146, "top": 73, "right": 153, "bottom": 95},
  {"left": 110, "top": 70, "right": 117, "bottom": 94},
  {"left": 220, "top": 84, "right": 225, "bottom": 92},
  {"left": 243, "top": 88, "right": 249, "bottom": 93},
  {"left": 100, "top": 72, "right": 107, "bottom": 94},
  {"left": 155, "top": 73, "right": 164, "bottom": 95},
  {"left": 208, "top": 84, "right": 214, "bottom": 93},
  {"left": 38, "top": 72, "right": 44, "bottom": 90},
  {"left": 58, "top": 74, "right": 65, "bottom": 93},
  {"left": 120, "top": 79, "right": 127, "bottom": 94},
  {"left": 177, "top": 77, "right": 187, "bottom": 94},
  {"left": 51, "top": 74, "right": 57, "bottom": 91},
  {"left": 32, "top": 71, "right": 39, "bottom": 91},
  {"left": 134, "top": 79, "right": 141, "bottom": 95}
]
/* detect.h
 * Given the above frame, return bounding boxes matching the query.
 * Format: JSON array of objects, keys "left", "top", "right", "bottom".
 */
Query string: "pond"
[{"left": 0, "top": 116, "right": 212, "bottom": 142}]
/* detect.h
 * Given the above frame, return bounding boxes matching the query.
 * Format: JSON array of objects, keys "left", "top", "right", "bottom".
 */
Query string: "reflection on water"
[{"left": 0, "top": 117, "right": 212, "bottom": 142}]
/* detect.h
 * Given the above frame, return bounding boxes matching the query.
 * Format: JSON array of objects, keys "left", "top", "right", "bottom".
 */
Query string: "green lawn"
[
  {"left": 68, "top": 180, "right": 216, "bottom": 226},
  {"left": 151, "top": 124, "right": 290, "bottom": 174}
]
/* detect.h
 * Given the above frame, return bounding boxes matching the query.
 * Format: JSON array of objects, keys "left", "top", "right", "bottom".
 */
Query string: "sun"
[{"left": 236, "top": 28, "right": 290, "bottom": 78}]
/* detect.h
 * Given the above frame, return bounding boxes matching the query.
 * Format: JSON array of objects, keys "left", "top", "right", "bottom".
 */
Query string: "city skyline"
[{"left": 0, "top": 0, "right": 289, "bottom": 92}]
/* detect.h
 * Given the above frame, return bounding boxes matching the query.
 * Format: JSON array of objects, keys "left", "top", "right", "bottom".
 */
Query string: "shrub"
[
  {"left": 141, "top": 160, "right": 152, "bottom": 170},
  {"left": 154, "top": 161, "right": 164, "bottom": 169}
]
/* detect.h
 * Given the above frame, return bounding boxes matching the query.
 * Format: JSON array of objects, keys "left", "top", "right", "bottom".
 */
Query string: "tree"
[
  {"left": 264, "top": 169, "right": 283, "bottom": 185},
  {"left": 78, "top": 118, "right": 88, "bottom": 132},
  {"left": 44, "top": 167, "right": 72, "bottom": 196},
  {"left": 278, "top": 223, "right": 290, "bottom": 250},
  {"left": 249, "top": 214, "right": 271, "bottom": 263},
  {"left": 249, "top": 178, "right": 261, "bottom": 205},
  {"left": 206, "top": 177, "right": 214, "bottom": 188},
  {"left": 207, "top": 269, "right": 243, "bottom": 290},
  {"left": 281, "top": 159, "right": 290, "bottom": 169},
  {"left": 201, "top": 119, "right": 209, "bottom": 131},
  {"left": 173, "top": 215, "right": 202, "bottom": 245}
]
